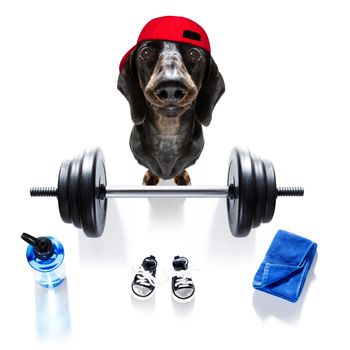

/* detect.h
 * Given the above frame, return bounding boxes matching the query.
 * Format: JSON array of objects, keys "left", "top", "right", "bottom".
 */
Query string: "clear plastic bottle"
[{"left": 21, "top": 233, "right": 66, "bottom": 288}]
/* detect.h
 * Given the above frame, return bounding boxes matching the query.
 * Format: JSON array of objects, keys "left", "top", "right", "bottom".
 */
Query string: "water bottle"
[{"left": 21, "top": 233, "right": 66, "bottom": 288}]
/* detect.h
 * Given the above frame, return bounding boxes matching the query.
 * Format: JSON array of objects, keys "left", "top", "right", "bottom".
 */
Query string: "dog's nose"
[{"left": 155, "top": 82, "right": 187, "bottom": 103}]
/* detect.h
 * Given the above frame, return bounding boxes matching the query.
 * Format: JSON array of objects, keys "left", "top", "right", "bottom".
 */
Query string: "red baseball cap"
[{"left": 119, "top": 16, "right": 211, "bottom": 72}]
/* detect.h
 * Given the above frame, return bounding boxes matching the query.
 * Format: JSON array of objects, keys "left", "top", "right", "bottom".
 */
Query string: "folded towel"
[{"left": 253, "top": 230, "right": 317, "bottom": 303}]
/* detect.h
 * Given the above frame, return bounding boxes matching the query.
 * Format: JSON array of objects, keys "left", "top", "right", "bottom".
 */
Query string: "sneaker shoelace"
[
  {"left": 135, "top": 266, "right": 156, "bottom": 287},
  {"left": 174, "top": 271, "right": 193, "bottom": 288}
]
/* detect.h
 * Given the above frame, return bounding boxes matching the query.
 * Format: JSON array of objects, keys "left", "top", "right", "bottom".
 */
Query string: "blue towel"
[{"left": 253, "top": 230, "right": 317, "bottom": 303}]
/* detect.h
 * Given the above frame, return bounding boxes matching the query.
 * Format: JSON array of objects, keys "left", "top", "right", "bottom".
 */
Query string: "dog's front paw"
[
  {"left": 143, "top": 170, "right": 160, "bottom": 186},
  {"left": 174, "top": 170, "right": 191, "bottom": 186}
]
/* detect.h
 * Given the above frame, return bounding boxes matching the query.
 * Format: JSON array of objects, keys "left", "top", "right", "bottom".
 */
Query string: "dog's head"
[{"left": 117, "top": 17, "right": 225, "bottom": 126}]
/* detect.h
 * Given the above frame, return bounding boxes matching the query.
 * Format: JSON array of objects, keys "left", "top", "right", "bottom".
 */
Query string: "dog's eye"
[
  {"left": 186, "top": 48, "right": 202, "bottom": 63},
  {"left": 139, "top": 47, "right": 155, "bottom": 61}
]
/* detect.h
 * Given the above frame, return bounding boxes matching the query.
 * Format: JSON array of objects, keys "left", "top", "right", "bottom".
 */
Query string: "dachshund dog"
[{"left": 118, "top": 39, "right": 225, "bottom": 185}]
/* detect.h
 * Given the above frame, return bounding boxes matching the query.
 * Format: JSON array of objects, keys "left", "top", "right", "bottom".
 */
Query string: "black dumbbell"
[{"left": 30, "top": 147, "right": 304, "bottom": 238}]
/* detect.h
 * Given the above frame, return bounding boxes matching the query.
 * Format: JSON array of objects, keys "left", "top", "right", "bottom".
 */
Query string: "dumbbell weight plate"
[
  {"left": 262, "top": 159, "right": 277, "bottom": 223},
  {"left": 227, "top": 147, "right": 255, "bottom": 237},
  {"left": 57, "top": 159, "right": 72, "bottom": 223},
  {"left": 251, "top": 153, "right": 266, "bottom": 228},
  {"left": 79, "top": 148, "right": 107, "bottom": 237},
  {"left": 68, "top": 155, "right": 83, "bottom": 229}
]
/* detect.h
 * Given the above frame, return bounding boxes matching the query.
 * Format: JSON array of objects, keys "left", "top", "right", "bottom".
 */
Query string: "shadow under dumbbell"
[
  {"left": 252, "top": 251, "right": 318, "bottom": 324},
  {"left": 147, "top": 180, "right": 185, "bottom": 233},
  {"left": 148, "top": 198, "right": 185, "bottom": 226},
  {"left": 78, "top": 200, "right": 127, "bottom": 264},
  {"left": 207, "top": 199, "right": 256, "bottom": 261}
]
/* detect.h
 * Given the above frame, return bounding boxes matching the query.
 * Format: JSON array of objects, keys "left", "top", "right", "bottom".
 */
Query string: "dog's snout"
[{"left": 155, "top": 82, "right": 188, "bottom": 103}]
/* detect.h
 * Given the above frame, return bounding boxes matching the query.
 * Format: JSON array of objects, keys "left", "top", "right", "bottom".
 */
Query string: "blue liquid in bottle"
[{"left": 22, "top": 233, "right": 66, "bottom": 288}]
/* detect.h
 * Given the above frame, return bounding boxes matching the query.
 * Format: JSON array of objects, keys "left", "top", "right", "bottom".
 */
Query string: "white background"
[{"left": 0, "top": 1, "right": 349, "bottom": 349}]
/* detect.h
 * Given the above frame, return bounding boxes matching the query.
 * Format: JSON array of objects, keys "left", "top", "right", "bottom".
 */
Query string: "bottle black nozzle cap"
[{"left": 21, "top": 233, "right": 54, "bottom": 260}]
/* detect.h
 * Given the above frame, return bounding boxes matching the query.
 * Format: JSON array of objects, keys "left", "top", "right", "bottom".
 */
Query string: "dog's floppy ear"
[
  {"left": 117, "top": 51, "right": 147, "bottom": 125},
  {"left": 195, "top": 57, "right": 225, "bottom": 126}
]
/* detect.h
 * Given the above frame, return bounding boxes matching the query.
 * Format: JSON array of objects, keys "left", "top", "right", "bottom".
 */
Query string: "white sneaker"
[
  {"left": 131, "top": 255, "right": 157, "bottom": 300},
  {"left": 172, "top": 256, "right": 195, "bottom": 303}
]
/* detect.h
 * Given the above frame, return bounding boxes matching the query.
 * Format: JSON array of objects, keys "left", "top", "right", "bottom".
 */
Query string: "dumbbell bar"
[{"left": 30, "top": 147, "right": 304, "bottom": 238}]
